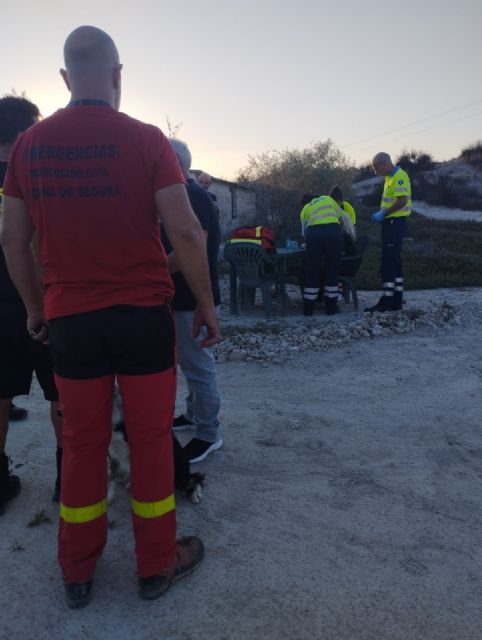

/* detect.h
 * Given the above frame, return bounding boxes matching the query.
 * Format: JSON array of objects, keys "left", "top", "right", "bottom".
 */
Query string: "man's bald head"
[
  {"left": 60, "top": 26, "right": 122, "bottom": 109},
  {"left": 64, "top": 26, "right": 119, "bottom": 71},
  {"left": 372, "top": 152, "right": 394, "bottom": 177},
  {"left": 198, "top": 172, "right": 212, "bottom": 190}
]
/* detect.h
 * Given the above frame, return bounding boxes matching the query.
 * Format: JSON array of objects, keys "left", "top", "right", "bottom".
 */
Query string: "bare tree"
[{"left": 165, "top": 116, "right": 183, "bottom": 138}]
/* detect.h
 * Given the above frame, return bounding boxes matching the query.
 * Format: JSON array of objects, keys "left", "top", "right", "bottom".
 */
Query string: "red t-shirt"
[{"left": 4, "top": 105, "right": 184, "bottom": 320}]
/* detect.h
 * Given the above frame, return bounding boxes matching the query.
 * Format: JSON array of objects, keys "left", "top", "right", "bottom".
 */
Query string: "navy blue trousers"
[
  {"left": 304, "top": 224, "right": 342, "bottom": 300},
  {"left": 381, "top": 217, "right": 407, "bottom": 284}
]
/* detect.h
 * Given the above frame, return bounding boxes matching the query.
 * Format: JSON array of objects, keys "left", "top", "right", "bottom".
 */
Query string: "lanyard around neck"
[{"left": 67, "top": 99, "right": 111, "bottom": 107}]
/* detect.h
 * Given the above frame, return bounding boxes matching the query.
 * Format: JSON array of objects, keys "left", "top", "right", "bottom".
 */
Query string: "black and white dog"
[{"left": 108, "top": 390, "right": 204, "bottom": 504}]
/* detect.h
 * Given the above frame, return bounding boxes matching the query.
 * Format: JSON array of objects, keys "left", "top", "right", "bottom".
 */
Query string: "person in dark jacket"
[
  {"left": 163, "top": 140, "right": 223, "bottom": 464},
  {"left": 0, "top": 95, "right": 62, "bottom": 514}
]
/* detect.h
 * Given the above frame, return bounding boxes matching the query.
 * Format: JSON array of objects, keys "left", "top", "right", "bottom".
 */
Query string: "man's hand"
[
  {"left": 193, "top": 305, "right": 220, "bottom": 348},
  {"left": 27, "top": 310, "right": 48, "bottom": 343},
  {"left": 371, "top": 210, "right": 385, "bottom": 222}
]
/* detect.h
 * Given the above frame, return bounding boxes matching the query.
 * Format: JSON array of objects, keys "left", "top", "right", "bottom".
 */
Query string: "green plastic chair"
[
  {"left": 223, "top": 242, "right": 280, "bottom": 318},
  {"left": 339, "top": 235, "right": 369, "bottom": 309}
]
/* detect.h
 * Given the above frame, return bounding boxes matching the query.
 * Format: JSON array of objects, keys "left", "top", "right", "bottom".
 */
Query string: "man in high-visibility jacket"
[
  {"left": 2, "top": 26, "right": 219, "bottom": 609},
  {"left": 300, "top": 194, "right": 344, "bottom": 316},
  {"left": 365, "top": 152, "right": 411, "bottom": 312}
]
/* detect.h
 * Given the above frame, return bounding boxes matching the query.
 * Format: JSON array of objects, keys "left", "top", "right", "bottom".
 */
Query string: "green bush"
[{"left": 236, "top": 140, "right": 356, "bottom": 239}]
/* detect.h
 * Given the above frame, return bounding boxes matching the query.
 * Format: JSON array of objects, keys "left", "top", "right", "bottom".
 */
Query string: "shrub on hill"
[
  {"left": 412, "top": 174, "right": 481, "bottom": 210},
  {"left": 354, "top": 163, "right": 374, "bottom": 182},
  {"left": 461, "top": 141, "right": 482, "bottom": 166},
  {"left": 396, "top": 149, "right": 435, "bottom": 174}
]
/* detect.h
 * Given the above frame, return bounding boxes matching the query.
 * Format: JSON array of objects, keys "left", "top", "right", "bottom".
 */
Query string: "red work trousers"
[
  {"left": 48, "top": 304, "right": 177, "bottom": 582},
  {"left": 56, "top": 371, "right": 176, "bottom": 582}
]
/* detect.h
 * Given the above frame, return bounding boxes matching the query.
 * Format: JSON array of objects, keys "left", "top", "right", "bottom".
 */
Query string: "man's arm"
[
  {"left": 155, "top": 183, "right": 219, "bottom": 347},
  {"left": 167, "top": 229, "right": 208, "bottom": 275},
  {"left": 383, "top": 195, "right": 408, "bottom": 216},
  {"left": 1, "top": 195, "right": 46, "bottom": 340}
]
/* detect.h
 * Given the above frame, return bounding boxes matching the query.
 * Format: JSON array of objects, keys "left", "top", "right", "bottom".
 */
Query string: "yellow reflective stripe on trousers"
[
  {"left": 255, "top": 226, "right": 262, "bottom": 238},
  {"left": 60, "top": 499, "right": 107, "bottom": 524},
  {"left": 131, "top": 494, "right": 175, "bottom": 519}
]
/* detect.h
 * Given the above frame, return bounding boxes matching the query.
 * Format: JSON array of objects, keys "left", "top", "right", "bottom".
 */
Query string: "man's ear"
[
  {"left": 60, "top": 68, "right": 71, "bottom": 91},
  {"left": 113, "top": 64, "right": 123, "bottom": 90}
]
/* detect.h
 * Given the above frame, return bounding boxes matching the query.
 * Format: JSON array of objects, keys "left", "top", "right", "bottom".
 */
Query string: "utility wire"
[
  {"left": 340, "top": 98, "right": 482, "bottom": 149},
  {"left": 353, "top": 108, "right": 482, "bottom": 157}
]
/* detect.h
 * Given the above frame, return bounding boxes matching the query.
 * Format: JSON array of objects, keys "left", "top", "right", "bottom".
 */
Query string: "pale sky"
[{"left": 2, "top": 0, "right": 481, "bottom": 180}]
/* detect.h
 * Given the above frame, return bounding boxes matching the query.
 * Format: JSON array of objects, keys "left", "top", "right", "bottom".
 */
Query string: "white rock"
[{"left": 229, "top": 349, "right": 247, "bottom": 362}]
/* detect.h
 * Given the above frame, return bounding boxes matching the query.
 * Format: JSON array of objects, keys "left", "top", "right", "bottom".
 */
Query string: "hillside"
[{"left": 354, "top": 158, "right": 482, "bottom": 216}]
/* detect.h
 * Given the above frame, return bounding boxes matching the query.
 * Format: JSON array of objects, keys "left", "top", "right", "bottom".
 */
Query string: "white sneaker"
[{"left": 184, "top": 438, "right": 223, "bottom": 464}]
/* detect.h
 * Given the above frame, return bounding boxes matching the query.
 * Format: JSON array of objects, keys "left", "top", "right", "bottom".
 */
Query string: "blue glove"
[{"left": 371, "top": 210, "right": 385, "bottom": 222}]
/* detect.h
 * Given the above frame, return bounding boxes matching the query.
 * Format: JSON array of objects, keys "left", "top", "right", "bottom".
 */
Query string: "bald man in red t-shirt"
[{"left": 3, "top": 26, "right": 218, "bottom": 609}]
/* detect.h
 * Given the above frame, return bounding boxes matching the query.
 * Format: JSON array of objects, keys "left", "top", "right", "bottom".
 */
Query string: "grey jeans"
[{"left": 175, "top": 309, "right": 221, "bottom": 443}]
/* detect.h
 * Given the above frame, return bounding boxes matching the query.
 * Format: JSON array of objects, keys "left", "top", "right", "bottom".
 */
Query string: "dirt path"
[
  {"left": 1, "top": 290, "right": 482, "bottom": 639},
  {"left": 412, "top": 200, "right": 482, "bottom": 222}
]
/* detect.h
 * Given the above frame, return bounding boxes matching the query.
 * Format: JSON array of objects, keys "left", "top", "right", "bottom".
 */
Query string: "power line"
[
  {"left": 340, "top": 98, "right": 482, "bottom": 150},
  {"left": 353, "top": 108, "right": 482, "bottom": 157}
]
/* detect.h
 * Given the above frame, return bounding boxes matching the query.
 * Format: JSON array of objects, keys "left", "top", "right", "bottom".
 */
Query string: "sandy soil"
[{"left": 1, "top": 288, "right": 482, "bottom": 640}]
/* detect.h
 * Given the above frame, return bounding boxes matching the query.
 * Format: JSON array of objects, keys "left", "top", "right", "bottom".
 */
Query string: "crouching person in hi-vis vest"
[
  {"left": 365, "top": 152, "right": 411, "bottom": 313},
  {"left": 2, "top": 26, "right": 219, "bottom": 609},
  {"left": 300, "top": 193, "right": 344, "bottom": 316}
]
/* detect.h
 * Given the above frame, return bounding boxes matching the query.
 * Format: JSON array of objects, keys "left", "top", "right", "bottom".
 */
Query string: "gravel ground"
[
  {"left": 214, "top": 276, "right": 472, "bottom": 364},
  {"left": 1, "top": 283, "right": 482, "bottom": 640}
]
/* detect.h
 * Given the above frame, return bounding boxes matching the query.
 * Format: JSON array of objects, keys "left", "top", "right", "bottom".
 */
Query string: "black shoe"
[
  {"left": 392, "top": 292, "right": 403, "bottom": 311},
  {"left": 0, "top": 474, "right": 21, "bottom": 516},
  {"left": 8, "top": 403, "right": 28, "bottom": 422},
  {"left": 303, "top": 300, "right": 315, "bottom": 317},
  {"left": 64, "top": 580, "right": 93, "bottom": 609},
  {"left": 0, "top": 453, "right": 21, "bottom": 516},
  {"left": 183, "top": 438, "right": 223, "bottom": 464},
  {"left": 324, "top": 297, "right": 340, "bottom": 316},
  {"left": 364, "top": 296, "right": 394, "bottom": 313},
  {"left": 326, "top": 305, "right": 340, "bottom": 316},
  {"left": 172, "top": 415, "right": 193, "bottom": 432},
  {"left": 139, "top": 537, "right": 204, "bottom": 600}
]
